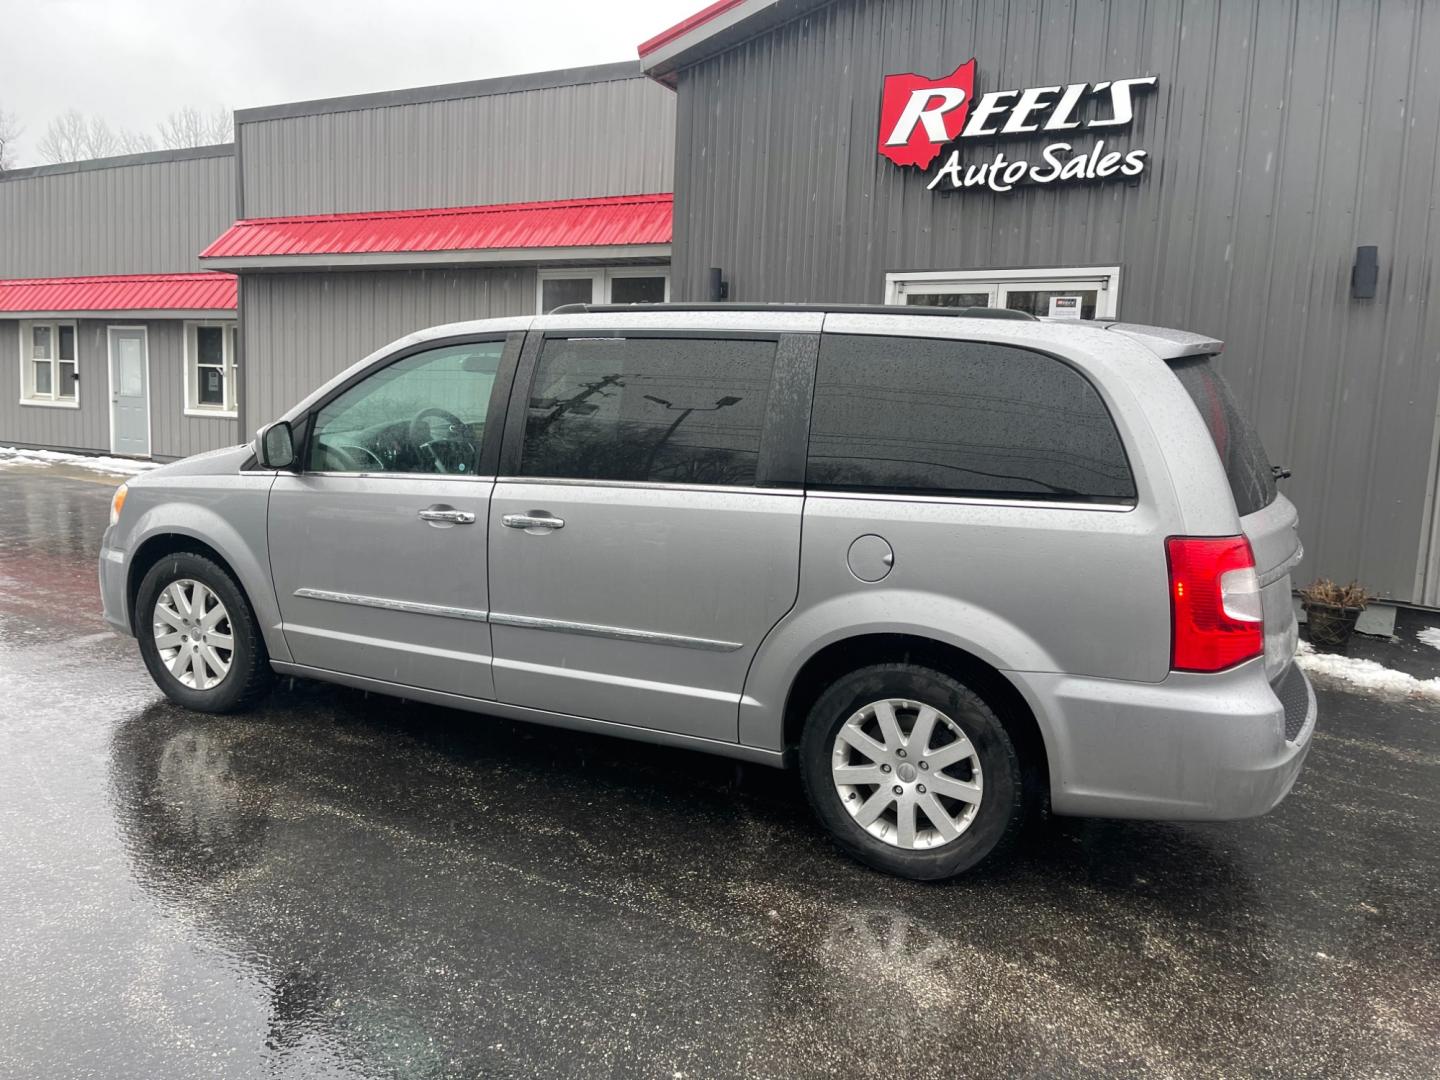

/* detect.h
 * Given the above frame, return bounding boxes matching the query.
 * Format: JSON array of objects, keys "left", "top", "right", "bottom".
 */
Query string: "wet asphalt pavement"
[{"left": 0, "top": 466, "right": 1437, "bottom": 1080}]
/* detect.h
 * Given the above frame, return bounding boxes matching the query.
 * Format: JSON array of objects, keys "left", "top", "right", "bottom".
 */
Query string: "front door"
[
  {"left": 267, "top": 337, "right": 508, "bottom": 700},
  {"left": 108, "top": 327, "right": 150, "bottom": 456},
  {"left": 487, "top": 331, "right": 804, "bottom": 744}
]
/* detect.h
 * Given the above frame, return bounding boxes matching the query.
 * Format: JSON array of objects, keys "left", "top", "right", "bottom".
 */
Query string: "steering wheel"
[
  {"left": 320, "top": 440, "right": 385, "bottom": 472},
  {"left": 409, "top": 408, "right": 473, "bottom": 473}
]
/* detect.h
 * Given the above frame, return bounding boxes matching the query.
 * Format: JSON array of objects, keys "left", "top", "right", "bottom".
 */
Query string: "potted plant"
[{"left": 1299, "top": 579, "right": 1373, "bottom": 653}]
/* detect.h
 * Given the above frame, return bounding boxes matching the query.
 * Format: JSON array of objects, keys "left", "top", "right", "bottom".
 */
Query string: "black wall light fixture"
[
  {"left": 1352, "top": 245, "right": 1379, "bottom": 300},
  {"left": 708, "top": 267, "right": 729, "bottom": 301}
]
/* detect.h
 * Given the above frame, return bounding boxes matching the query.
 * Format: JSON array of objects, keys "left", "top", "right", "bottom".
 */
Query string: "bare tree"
[
  {"left": 157, "top": 107, "right": 232, "bottom": 149},
  {"left": 0, "top": 108, "right": 21, "bottom": 172},
  {"left": 35, "top": 109, "right": 154, "bottom": 164}
]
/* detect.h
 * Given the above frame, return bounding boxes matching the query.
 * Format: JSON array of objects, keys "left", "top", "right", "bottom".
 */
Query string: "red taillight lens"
[{"left": 1166, "top": 536, "right": 1264, "bottom": 673}]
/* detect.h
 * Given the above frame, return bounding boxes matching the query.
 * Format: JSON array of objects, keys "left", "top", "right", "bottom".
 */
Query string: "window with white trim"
[
  {"left": 885, "top": 266, "right": 1122, "bottom": 320},
  {"left": 537, "top": 267, "right": 670, "bottom": 313},
  {"left": 20, "top": 321, "right": 79, "bottom": 406},
  {"left": 185, "top": 322, "right": 239, "bottom": 416}
]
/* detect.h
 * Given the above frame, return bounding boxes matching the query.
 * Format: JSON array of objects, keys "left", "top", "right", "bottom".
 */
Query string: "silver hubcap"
[
  {"left": 831, "top": 698, "right": 983, "bottom": 850},
  {"left": 152, "top": 579, "right": 234, "bottom": 691}
]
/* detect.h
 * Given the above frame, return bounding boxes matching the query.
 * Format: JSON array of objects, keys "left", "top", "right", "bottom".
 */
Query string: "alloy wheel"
[
  {"left": 831, "top": 698, "right": 983, "bottom": 850},
  {"left": 152, "top": 579, "right": 234, "bottom": 691}
]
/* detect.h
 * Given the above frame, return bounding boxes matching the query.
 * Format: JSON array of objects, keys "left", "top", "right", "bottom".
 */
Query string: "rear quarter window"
[
  {"left": 1168, "top": 355, "right": 1276, "bottom": 517},
  {"left": 807, "top": 334, "right": 1136, "bottom": 502}
]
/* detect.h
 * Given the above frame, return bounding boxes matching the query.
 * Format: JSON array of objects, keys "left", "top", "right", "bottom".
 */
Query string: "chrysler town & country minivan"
[{"left": 100, "top": 305, "right": 1315, "bottom": 879}]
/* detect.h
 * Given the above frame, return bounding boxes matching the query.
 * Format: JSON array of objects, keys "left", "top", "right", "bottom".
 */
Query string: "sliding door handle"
[
  {"left": 502, "top": 513, "right": 565, "bottom": 531},
  {"left": 418, "top": 506, "right": 475, "bottom": 524}
]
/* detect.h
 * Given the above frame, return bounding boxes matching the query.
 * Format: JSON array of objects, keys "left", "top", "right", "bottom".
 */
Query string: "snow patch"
[
  {"left": 1295, "top": 640, "right": 1440, "bottom": 700},
  {"left": 0, "top": 446, "right": 160, "bottom": 477},
  {"left": 1416, "top": 627, "right": 1440, "bottom": 652}
]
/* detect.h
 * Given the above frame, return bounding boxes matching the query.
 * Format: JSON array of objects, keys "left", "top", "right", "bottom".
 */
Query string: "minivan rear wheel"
[
  {"left": 799, "top": 663, "right": 1026, "bottom": 880},
  {"left": 135, "top": 552, "right": 272, "bottom": 713}
]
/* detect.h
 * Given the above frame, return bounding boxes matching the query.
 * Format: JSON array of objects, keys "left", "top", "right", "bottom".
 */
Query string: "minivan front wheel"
[
  {"left": 135, "top": 552, "right": 272, "bottom": 713},
  {"left": 799, "top": 663, "right": 1025, "bottom": 880}
]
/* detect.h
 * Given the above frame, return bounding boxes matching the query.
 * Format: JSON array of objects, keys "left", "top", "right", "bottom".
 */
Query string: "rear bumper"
[{"left": 1017, "top": 658, "right": 1315, "bottom": 821}]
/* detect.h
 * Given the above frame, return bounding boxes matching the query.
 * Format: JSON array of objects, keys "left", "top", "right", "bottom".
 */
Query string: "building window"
[
  {"left": 19, "top": 321, "right": 79, "bottom": 407},
  {"left": 885, "top": 266, "right": 1122, "bottom": 320},
  {"left": 536, "top": 268, "right": 670, "bottom": 313},
  {"left": 185, "top": 322, "right": 238, "bottom": 416}
]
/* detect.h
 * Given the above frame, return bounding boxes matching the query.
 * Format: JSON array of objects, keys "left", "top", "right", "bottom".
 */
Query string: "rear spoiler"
[{"left": 1102, "top": 322, "right": 1224, "bottom": 360}]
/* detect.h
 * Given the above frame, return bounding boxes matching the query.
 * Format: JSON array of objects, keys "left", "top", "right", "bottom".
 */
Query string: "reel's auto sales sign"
[{"left": 877, "top": 60, "right": 1157, "bottom": 193}]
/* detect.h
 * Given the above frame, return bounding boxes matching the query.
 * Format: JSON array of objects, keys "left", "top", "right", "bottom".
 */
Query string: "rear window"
[
  {"left": 1169, "top": 355, "right": 1276, "bottom": 516},
  {"left": 807, "top": 334, "right": 1136, "bottom": 502}
]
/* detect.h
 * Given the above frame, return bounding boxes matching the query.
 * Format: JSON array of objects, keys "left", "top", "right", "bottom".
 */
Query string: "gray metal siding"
[
  {"left": 0, "top": 319, "right": 111, "bottom": 453},
  {"left": 672, "top": 0, "right": 1440, "bottom": 602},
  {"left": 0, "top": 318, "right": 238, "bottom": 458},
  {"left": 238, "top": 78, "right": 674, "bottom": 217},
  {"left": 240, "top": 269, "right": 536, "bottom": 427},
  {"left": 0, "top": 153, "right": 235, "bottom": 278}
]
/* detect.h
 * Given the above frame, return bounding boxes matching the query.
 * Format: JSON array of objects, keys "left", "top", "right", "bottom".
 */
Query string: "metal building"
[
  {"left": 199, "top": 62, "right": 675, "bottom": 434},
  {"left": 0, "top": 62, "right": 673, "bottom": 463},
  {"left": 3, "top": 2, "right": 1440, "bottom": 608},
  {"left": 0, "top": 146, "right": 239, "bottom": 459},
  {"left": 639, "top": 0, "right": 1440, "bottom": 605}
]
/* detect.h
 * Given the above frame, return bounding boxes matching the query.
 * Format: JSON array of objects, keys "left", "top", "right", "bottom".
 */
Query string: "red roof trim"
[
  {"left": 200, "top": 193, "right": 673, "bottom": 261},
  {"left": 638, "top": 0, "right": 748, "bottom": 57},
  {"left": 0, "top": 273, "right": 237, "bottom": 313}
]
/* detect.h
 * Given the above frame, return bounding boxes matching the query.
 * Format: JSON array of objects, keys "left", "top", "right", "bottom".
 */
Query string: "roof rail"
[{"left": 546, "top": 302, "right": 1038, "bottom": 320}]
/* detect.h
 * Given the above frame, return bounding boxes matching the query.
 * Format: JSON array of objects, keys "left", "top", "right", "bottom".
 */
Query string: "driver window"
[{"left": 308, "top": 341, "right": 502, "bottom": 475}]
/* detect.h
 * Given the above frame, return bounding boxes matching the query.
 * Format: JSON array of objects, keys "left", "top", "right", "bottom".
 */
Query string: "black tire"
[
  {"left": 799, "top": 663, "right": 1027, "bottom": 881},
  {"left": 135, "top": 551, "right": 273, "bottom": 713}
]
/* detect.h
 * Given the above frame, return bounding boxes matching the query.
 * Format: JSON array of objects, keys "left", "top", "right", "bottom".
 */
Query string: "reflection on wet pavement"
[{"left": 0, "top": 470, "right": 1437, "bottom": 1078}]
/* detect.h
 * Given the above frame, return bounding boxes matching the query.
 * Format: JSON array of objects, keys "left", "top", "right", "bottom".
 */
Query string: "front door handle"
[
  {"left": 502, "top": 512, "right": 565, "bottom": 531},
  {"left": 418, "top": 506, "right": 475, "bottom": 524}
]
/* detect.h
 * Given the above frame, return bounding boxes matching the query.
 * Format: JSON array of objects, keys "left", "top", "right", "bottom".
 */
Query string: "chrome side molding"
[
  {"left": 293, "top": 588, "right": 489, "bottom": 622},
  {"left": 290, "top": 590, "right": 743, "bottom": 652},
  {"left": 488, "top": 612, "right": 743, "bottom": 652}
]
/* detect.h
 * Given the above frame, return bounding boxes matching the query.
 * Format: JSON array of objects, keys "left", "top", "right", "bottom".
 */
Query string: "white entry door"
[
  {"left": 108, "top": 326, "right": 151, "bottom": 457},
  {"left": 887, "top": 266, "right": 1121, "bottom": 320}
]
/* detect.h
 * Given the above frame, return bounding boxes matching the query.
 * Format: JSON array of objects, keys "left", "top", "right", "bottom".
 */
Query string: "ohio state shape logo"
[
  {"left": 876, "top": 60, "right": 1158, "bottom": 193},
  {"left": 877, "top": 59, "right": 975, "bottom": 168}
]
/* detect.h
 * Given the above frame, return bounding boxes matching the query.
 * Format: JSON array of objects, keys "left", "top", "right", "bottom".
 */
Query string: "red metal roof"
[
  {"left": 638, "top": 0, "right": 748, "bottom": 57},
  {"left": 0, "top": 273, "right": 237, "bottom": 314},
  {"left": 200, "top": 193, "right": 674, "bottom": 261}
]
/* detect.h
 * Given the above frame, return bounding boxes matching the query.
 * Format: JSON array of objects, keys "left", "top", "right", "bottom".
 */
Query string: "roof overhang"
[
  {"left": 202, "top": 244, "right": 672, "bottom": 273},
  {"left": 0, "top": 273, "right": 237, "bottom": 318},
  {"left": 638, "top": 0, "right": 826, "bottom": 86},
  {"left": 3, "top": 309, "right": 236, "bottom": 320},
  {"left": 200, "top": 193, "right": 674, "bottom": 273}
]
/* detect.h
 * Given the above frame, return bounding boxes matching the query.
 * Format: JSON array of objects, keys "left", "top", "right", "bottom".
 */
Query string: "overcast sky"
[{"left": 0, "top": 0, "right": 686, "bottom": 167}]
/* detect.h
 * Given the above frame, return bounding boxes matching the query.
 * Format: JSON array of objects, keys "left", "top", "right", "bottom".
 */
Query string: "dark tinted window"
[
  {"left": 520, "top": 336, "right": 775, "bottom": 485},
  {"left": 807, "top": 335, "right": 1135, "bottom": 501},
  {"left": 1169, "top": 355, "right": 1276, "bottom": 516}
]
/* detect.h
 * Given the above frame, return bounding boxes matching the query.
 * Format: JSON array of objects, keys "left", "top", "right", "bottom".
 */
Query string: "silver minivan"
[{"left": 100, "top": 305, "right": 1315, "bottom": 879}]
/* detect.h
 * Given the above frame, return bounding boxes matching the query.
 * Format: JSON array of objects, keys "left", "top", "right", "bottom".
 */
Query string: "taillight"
[{"left": 1165, "top": 536, "right": 1264, "bottom": 672}]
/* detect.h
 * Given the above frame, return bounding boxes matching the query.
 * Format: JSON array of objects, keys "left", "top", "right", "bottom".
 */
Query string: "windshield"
[{"left": 1169, "top": 355, "right": 1277, "bottom": 516}]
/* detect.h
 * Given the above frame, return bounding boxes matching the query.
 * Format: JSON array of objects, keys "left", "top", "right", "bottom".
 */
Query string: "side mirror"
[{"left": 257, "top": 420, "right": 297, "bottom": 470}]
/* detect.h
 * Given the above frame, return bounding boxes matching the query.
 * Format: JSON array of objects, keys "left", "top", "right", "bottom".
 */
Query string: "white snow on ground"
[
  {"left": 0, "top": 446, "right": 160, "bottom": 477},
  {"left": 1295, "top": 640, "right": 1440, "bottom": 701},
  {"left": 1416, "top": 627, "right": 1440, "bottom": 652}
]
